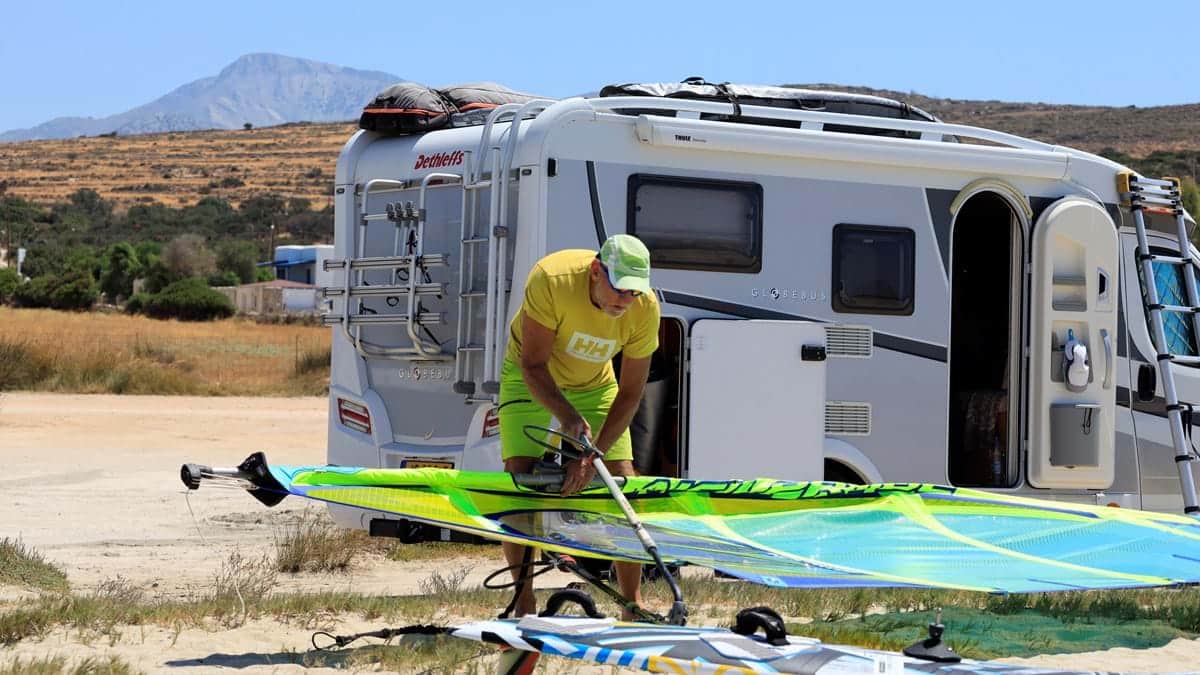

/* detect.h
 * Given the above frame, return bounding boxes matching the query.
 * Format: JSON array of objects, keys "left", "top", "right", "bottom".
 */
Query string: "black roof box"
[{"left": 599, "top": 77, "right": 940, "bottom": 137}]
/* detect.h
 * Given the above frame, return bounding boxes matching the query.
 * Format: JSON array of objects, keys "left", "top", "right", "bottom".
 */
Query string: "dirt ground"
[{"left": 2, "top": 392, "right": 1199, "bottom": 673}]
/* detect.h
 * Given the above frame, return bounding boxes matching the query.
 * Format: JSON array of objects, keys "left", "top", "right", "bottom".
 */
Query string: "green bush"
[
  {"left": 48, "top": 269, "right": 100, "bottom": 310},
  {"left": 142, "top": 277, "right": 234, "bottom": 321},
  {"left": 207, "top": 270, "right": 241, "bottom": 288},
  {"left": 124, "top": 292, "right": 151, "bottom": 314},
  {"left": 10, "top": 272, "right": 96, "bottom": 310},
  {"left": 12, "top": 275, "right": 53, "bottom": 307},
  {"left": 100, "top": 242, "right": 142, "bottom": 303},
  {"left": 0, "top": 268, "right": 20, "bottom": 304}
]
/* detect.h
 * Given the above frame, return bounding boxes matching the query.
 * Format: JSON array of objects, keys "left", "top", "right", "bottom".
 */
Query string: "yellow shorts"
[{"left": 497, "top": 360, "right": 632, "bottom": 462}]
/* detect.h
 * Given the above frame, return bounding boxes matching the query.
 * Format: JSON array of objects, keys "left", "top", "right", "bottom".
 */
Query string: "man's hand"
[
  {"left": 559, "top": 414, "right": 592, "bottom": 449},
  {"left": 560, "top": 456, "right": 597, "bottom": 496}
]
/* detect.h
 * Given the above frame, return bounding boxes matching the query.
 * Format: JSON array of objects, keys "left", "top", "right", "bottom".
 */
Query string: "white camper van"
[{"left": 321, "top": 81, "right": 1200, "bottom": 537}]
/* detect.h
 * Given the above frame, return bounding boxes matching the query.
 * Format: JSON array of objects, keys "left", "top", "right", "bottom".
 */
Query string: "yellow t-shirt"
[{"left": 505, "top": 249, "right": 660, "bottom": 391}]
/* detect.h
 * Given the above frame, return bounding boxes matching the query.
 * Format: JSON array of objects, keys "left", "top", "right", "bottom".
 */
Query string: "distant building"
[
  {"left": 215, "top": 278, "right": 319, "bottom": 315},
  {"left": 260, "top": 244, "right": 335, "bottom": 287}
]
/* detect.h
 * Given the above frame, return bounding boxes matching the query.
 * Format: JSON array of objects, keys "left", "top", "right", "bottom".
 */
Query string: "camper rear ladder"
[
  {"left": 452, "top": 100, "right": 555, "bottom": 400},
  {"left": 1124, "top": 172, "right": 1200, "bottom": 514}
]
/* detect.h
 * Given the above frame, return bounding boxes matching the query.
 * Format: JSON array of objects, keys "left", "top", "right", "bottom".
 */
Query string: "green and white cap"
[{"left": 599, "top": 234, "right": 652, "bottom": 294}]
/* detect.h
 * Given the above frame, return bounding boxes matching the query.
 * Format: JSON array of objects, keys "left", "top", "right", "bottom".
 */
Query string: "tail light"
[
  {"left": 337, "top": 398, "right": 372, "bottom": 435},
  {"left": 482, "top": 406, "right": 500, "bottom": 438}
]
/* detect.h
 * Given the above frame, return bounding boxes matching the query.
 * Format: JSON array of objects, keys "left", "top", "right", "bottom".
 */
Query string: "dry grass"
[
  {"left": 0, "top": 308, "right": 329, "bottom": 395},
  {"left": 5, "top": 539, "right": 1200, "bottom": 667},
  {"left": 274, "top": 510, "right": 364, "bottom": 574},
  {"left": 0, "top": 655, "right": 141, "bottom": 675},
  {"left": 0, "top": 538, "right": 69, "bottom": 593},
  {"left": 0, "top": 122, "right": 354, "bottom": 211}
]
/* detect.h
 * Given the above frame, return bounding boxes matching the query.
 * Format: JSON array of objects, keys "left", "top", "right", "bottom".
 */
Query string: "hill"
[
  {"left": 1, "top": 86, "right": 1196, "bottom": 211},
  {"left": 0, "top": 54, "right": 398, "bottom": 143},
  {"left": 0, "top": 121, "right": 356, "bottom": 210}
]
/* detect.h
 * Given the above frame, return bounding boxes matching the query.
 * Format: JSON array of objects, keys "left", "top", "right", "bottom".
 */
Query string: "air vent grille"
[
  {"left": 825, "top": 401, "right": 871, "bottom": 436},
  {"left": 824, "top": 325, "right": 873, "bottom": 358}
]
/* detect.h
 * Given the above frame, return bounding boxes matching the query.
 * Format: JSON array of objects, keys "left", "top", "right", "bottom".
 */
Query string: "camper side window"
[
  {"left": 831, "top": 224, "right": 915, "bottom": 315},
  {"left": 1139, "top": 248, "right": 1199, "bottom": 359},
  {"left": 627, "top": 174, "right": 762, "bottom": 273}
]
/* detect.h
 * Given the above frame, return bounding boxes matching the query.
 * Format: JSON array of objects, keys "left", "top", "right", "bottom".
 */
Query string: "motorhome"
[{"left": 321, "top": 81, "right": 1200, "bottom": 537}]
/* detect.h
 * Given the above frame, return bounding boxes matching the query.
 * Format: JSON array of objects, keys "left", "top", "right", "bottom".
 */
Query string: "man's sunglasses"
[{"left": 598, "top": 263, "right": 642, "bottom": 298}]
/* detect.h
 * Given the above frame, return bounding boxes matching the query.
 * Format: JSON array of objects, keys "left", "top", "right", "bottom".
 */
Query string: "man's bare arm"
[
  {"left": 518, "top": 314, "right": 589, "bottom": 438},
  {"left": 593, "top": 354, "right": 651, "bottom": 455}
]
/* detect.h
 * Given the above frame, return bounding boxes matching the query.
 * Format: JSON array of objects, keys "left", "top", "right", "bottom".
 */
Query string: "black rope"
[
  {"left": 521, "top": 424, "right": 600, "bottom": 461},
  {"left": 713, "top": 82, "right": 742, "bottom": 118},
  {"left": 311, "top": 624, "right": 451, "bottom": 651},
  {"left": 497, "top": 545, "right": 536, "bottom": 619}
]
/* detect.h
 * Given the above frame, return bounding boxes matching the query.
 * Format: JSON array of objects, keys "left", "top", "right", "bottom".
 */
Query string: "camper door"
[
  {"left": 686, "top": 320, "right": 826, "bottom": 481},
  {"left": 1028, "top": 198, "right": 1119, "bottom": 488}
]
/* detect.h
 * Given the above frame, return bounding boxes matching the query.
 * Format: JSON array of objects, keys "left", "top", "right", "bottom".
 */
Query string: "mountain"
[{"left": 0, "top": 53, "right": 401, "bottom": 143}]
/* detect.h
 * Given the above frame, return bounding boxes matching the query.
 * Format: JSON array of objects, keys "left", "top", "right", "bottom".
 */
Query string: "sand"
[{"left": 1, "top": 392, "right": 1197, "bottom": 673}]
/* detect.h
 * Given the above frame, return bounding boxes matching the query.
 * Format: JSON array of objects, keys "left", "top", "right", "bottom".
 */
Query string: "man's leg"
[
  {"left": 605, "top": 459, "right": 644, "bottom": 621},
  {"left": 502, "top": 455, "right": 538, "bottom": 616},
  {"left": 567, "top": 383, "right": 645, "bottom": 620},
  {"left": 497, "top": 360, "right": 552, "bottom": 618}
]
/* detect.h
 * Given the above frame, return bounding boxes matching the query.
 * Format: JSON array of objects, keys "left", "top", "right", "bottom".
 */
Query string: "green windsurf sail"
[{"left": 182, "top": 453, "right": 1200, "bottom": 593}]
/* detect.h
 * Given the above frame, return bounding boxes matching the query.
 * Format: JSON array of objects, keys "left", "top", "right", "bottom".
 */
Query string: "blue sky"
[{"left": 1, "top": 0, "right": 1197, "bottom": 133}]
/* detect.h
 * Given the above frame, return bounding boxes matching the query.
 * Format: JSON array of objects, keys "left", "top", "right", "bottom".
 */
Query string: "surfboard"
[{"left": 450, "top": 615, "right": 1180, "bottom": 674}]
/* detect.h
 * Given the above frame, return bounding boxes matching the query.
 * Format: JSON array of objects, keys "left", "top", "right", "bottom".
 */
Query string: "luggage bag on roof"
[
  {"left": 599, "top": 77, "right": 939, "bottom": 136},
  {"left": 360, "top": 82, "right": 549, "bottom": 135}
]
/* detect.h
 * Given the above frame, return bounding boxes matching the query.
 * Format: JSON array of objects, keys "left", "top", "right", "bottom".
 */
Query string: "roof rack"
[{"left": 588, "top": 96, "right": 1056, "bottom": 153}]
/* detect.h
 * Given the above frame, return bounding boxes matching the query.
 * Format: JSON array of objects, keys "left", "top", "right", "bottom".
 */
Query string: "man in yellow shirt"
[{"left": 498, "top": 233, "right": 660, "bottom": 619}]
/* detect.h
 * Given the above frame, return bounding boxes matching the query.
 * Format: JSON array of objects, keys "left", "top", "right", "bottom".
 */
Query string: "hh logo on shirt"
[{"left": 566, "top": 332, "right": 616, "bottom": 363}]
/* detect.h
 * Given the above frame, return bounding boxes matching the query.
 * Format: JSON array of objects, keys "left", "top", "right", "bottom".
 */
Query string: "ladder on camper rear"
[
  {"left": 452, "top": 100, "right": 554, "bottom": 400},
  {"left": 1123, "top": 172, "right": 1200, "bottom": 515},
  {"left": 322, "top": 175, "right": 461, "bottom": 361}
]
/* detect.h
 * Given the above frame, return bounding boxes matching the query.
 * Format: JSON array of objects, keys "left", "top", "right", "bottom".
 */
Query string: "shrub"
[
  {"left": 207, "top": 270, "right": 241, "bottom": 287},
  {"left": 162, "top": 233, "right": 216, "bottom": 280},
  {"left": 214, "top": 240, "right": 260, "bottom": 284},
  {"left": 0, "top": 537, "right": 69, "bottom": 592},
  {"left": 0, "top": 339, "right": 53, "bottom": 390},
  {"left": 48, "top": 269, "right": 99, "bottom": 310},
  {"left": 100, "top": 242, "right": 141, "bottom": 303},
  {"left": 14, "top": 271, "right": 99, "bottom": 310},
  {"left": 124, "top": 292, "right": 150, "bottom": 314},
  {"left": 274, "top": 510, "right": 361, "bottom": 573},
  {"left": 0, "top": 267, "right": 20, "bottom": 303},
  {"left": 143, "top": 277, "right": 234, "bottom": 321},
  {"left": 12, "top": 275, "right": 54, "bottom": 308}
]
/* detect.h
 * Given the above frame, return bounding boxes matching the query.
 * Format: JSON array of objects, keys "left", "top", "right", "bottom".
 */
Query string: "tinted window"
[
  {"left": 627, "top": 175, "right": 762, "bottom": 273},
  {"left": 832, "top": 224, "right": 915, "bottom": 315},
  {"left": 1140, "top": 248, "right": 1198, "bottom": 359}
]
